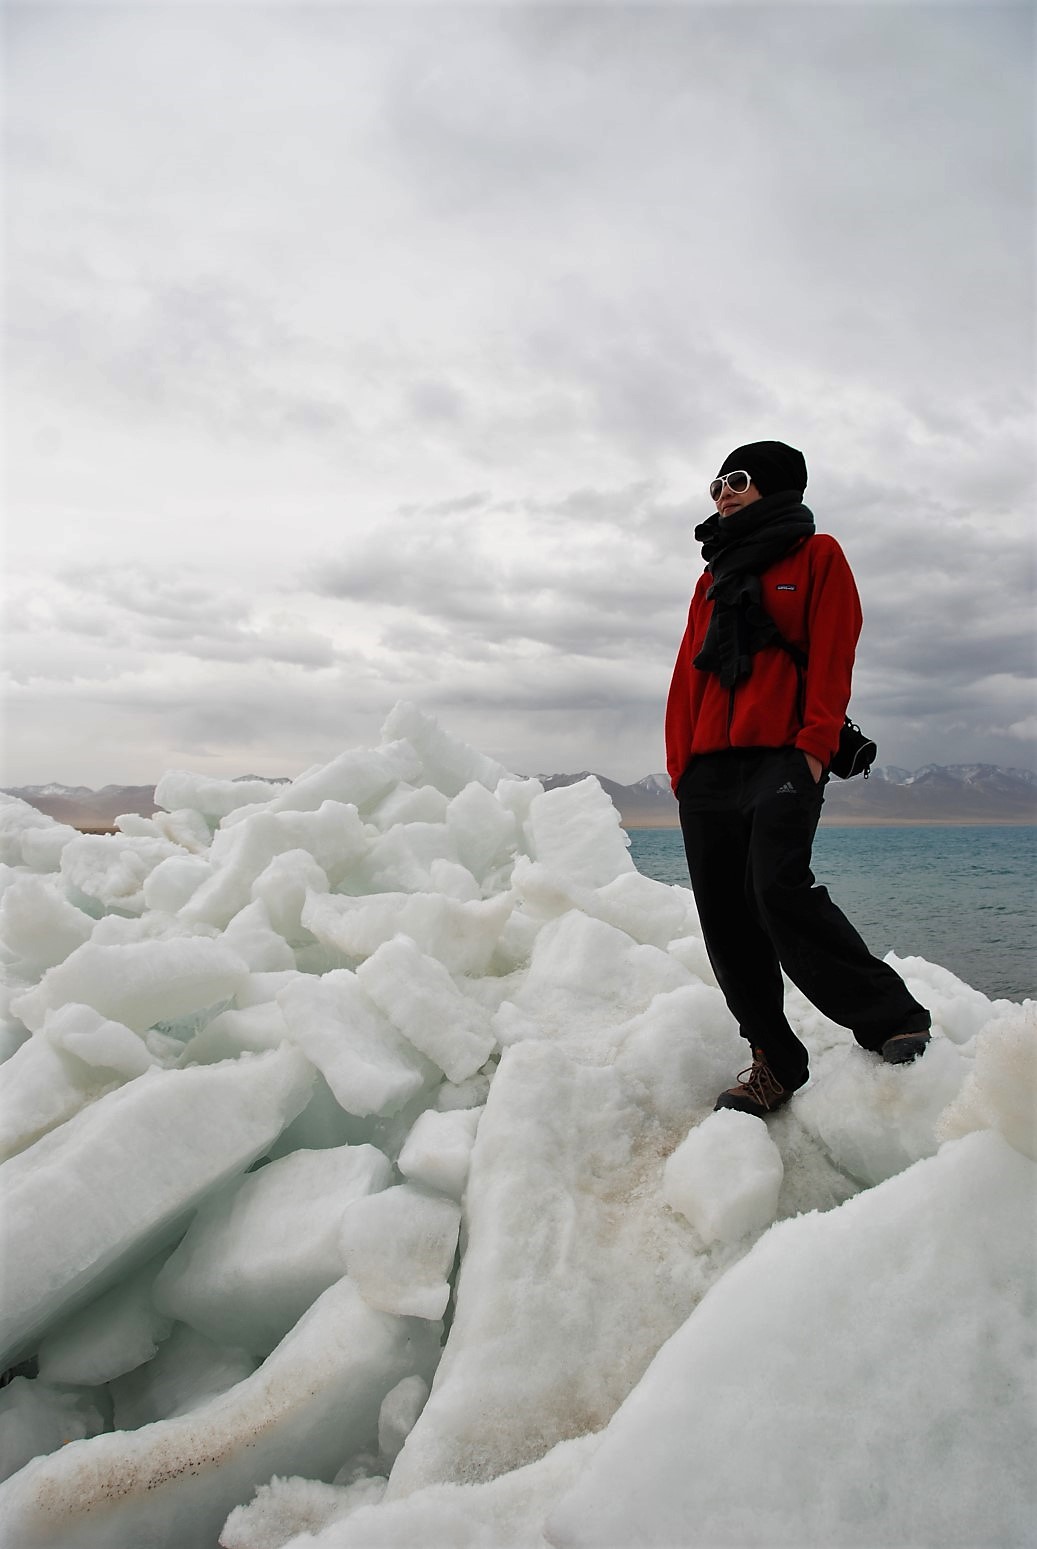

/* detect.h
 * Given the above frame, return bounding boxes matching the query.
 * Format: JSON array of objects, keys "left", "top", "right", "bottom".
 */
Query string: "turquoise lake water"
[{"left": 627, "top": 825, "right": 1036, "bottom": 1003}]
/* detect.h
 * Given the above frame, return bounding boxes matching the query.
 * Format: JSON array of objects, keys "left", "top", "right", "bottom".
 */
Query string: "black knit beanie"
[{"left": 718, "top": 440, "right": 808, "bottom": 497}]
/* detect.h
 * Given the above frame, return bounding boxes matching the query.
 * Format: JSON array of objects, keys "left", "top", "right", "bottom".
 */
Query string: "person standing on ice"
[{"left": 665, "top": 440, "right": 931, "bottom": 1117}]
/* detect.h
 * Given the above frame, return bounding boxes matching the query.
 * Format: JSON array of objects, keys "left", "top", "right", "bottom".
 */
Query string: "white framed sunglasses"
[{"left": 709, "top": 470, "right": 752, "bottom": 501}]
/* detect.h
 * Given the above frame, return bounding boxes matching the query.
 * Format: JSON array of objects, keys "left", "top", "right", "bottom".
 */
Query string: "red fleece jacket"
[{"left": 665, "top": 533, "right": 863, "bottom": 792}]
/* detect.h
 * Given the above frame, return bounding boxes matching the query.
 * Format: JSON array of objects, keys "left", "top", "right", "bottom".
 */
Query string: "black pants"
[{"left": 677, "top": 748, "right": 930, "bottom": 1088}]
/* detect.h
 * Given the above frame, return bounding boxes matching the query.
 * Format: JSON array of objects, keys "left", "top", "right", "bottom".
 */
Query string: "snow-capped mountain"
[
  {"left": 631, "top": 773, "right": 673, "bottom": 798},
  {"left": 539, "top": 765, "right": 1037, "bottom": 825},
  {"left": 821, "top": 764, "right": 1037, "bottom": 823},
  {"left": 11, "top": 783, "right": 99, "bottom": 800},
  {"left": 869, "top": 766, "right": 913, "bottom": 784},
  {"left": 869, "top": 763, "right": 1036, "bottom": 788}
]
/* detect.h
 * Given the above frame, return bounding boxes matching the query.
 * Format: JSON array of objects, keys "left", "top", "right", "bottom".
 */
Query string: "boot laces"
[{"left": 735, "top": 1051, "right": 786, "bottom": 1106}]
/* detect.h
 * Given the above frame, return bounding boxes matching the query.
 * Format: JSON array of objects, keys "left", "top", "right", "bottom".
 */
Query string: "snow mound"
[
  {"left": 663, "top": 1108, "right": 784, "bottom": 1245},
  {"left": 0, "top": 702, "right": 1031, "bottom": 1549}
]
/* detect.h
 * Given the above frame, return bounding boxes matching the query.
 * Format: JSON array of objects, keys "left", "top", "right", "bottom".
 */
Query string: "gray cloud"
[
  {"left": 7, "top": 567, "right": 337, "bottom": 682},
  {"left": 3, "top": 2, "right": 1033, "bottom": 785},
  {"left": 308, "top": 482, "right": 693, "bottom": 655}
]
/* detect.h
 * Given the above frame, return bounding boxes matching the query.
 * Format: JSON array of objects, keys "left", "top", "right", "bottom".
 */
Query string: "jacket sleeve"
[
  {"left": 794, "top": 538, "right": 863, "bottom": 766},
  {"left": 665, "top": 611, "right": 696, "bottom": 793}
]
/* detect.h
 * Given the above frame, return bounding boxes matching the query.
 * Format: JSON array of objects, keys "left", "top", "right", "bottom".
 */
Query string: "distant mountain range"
[
  {"left": 539, "top": 764, "right": 1037, "bottom": 826},
  {"left": 2, "top": 784, "right": 161, "bottom": 831},
  {"left": 4, "top": 764, "right": 1036, "bottom": 831}
]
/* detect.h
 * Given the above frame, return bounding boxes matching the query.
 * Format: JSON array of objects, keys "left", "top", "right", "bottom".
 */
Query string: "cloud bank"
[{"left": 5, "top": 2, "right": 1034, "bottom": 784}]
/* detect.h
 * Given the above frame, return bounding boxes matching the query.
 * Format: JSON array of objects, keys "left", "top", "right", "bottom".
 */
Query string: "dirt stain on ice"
[{"left": 24, "top": 1392, "right": 293, "bottom": 1527}]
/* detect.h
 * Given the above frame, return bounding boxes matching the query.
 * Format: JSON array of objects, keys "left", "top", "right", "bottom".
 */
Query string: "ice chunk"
[
  {"left": 180, "top": 1000, "right": 291, "bottom": 1064},
  {"left": 142, "top": 853, "right": 213, "bottom": 913},
  {"left": 10, "top": 937, "right": 250, "bottom": 1035},
  {"left": 242, "top": 805, "right": 373, "bottom": 892},
  {"left": 359, "top": 821, "right": 459, "bottom": 893},
  {"left": 0, "top": 1028, "right": 117, "bottom": 1162},
  {"left": 110, "top": 1325, "right": 257, "bottom": 1431},
  {"left": 885, "top": 951, "right": 1002, "bottom": 1046},
  {"left": 154, "top": 770, "right": 287, "bottom": 821},
  {"left": 47, "top": 1001, "right": 160, "bottom": 1077},
  {"left": 937, "top": 1005, "right": 1037, "bottom": 1160},
  {"left": 589, "top": 871, "right": 698, "bottom": 949},
  {"left": 220, "top": 1474, "right": 387, "bottom": 1549},
  {"left": 0, "top": 874, "right": 93, "bottom": 970},
  {"left": 340, "top": 1183, "right": 461, "bottom": 1319},
  {"left": 37, "top": 1257, "right": 173, "bottom": 1386},
  {"left": 250, "top": 849, "right": 329, "bottom": 944},
  {"left": 302, "top": 890, "right": 512, "bottom": 977},
  {"left": 381, "top": 702, "right": 508, "bottom": 797},
  {"left": 356, "top": 936, "right": 497, "bottom": 1083},
  {"left": 109, "top": 810, "right": 156, "bottom": 837},
  {"left": 506, "top": 857, "right": 589, "bottom": 926},
  {"left": 122, "top": 805, "right": 212, "bottom": 853},
  {"left": 397, "top": 1106, "right": 483, "bottom": 1201},
  {"left": 369, "top": 782, "right": 450, "bottom": 830},
  {"left": 23, "top": 824, "right": 81, "bottom": 872},
  {"left": 0, "top": 1045, "right": 314, "bottom": 1364},
  {"left": 181, "top": 802, "right": 371, "bottom": 928},
  {"left": 494, "top": 773, "right": 545, "bottom": 825},
  {"left": 0, "top": 1003, "right": 161, "bottom": 1161},
  {"left": 0, "top": 1028, "right": 30, "bottom": 1067},
  {"left": 434, "top": 1069, "right": 492, "bottom": 1111},
  {"left": 60, "top": 832, "right": 181, "bottom": 915},
  {"left": 427, "top": 857, "right": 482, "bottom": 900},
  {"left": 244, "top": 1432, "right": 599, "bottom": 1549},
  {"left": 0, "top": 795, "right": 77, "bottom": 871},
  {"left": 236, "top": 970, "right": 299, "bottom": 1007},
  {"left": 265, "top": 1075, "right": 367, "bottom": 1158},
  {"left": 0, "top": 1279, "right": 438, "bottom": 1549},
  {"left": 0, "top": 1378, "right": 105, "bottom": 1484},
  {"left": 795, "top": 1036, "right": 970, "bottom": 1186},
  {"left": 277, "top": 971, "right": 435, "bottom": 1118},
  {"left": 509, "top": 861, "right": 696, "bottom": 954},
  {"left": 386, "top": 1042, "right": 710, "bottom": 1496},
  {"left": 546, "top": 1130, "right": 1036, "bottom": 1549},
  {"left": 0, "top": 858, "right": 21, "bottom": 902},
  {"left": 224, "top": 741, "right": 421, "bottom": 823},
  {"left": 614, "top": 983, "right": 745, "bottom": 1129},
  {"left": 445, "top": 781, "right": 519, "bottom": 879},
  {"left": 525, "top": 778, "right": 634, "bottom": 888},
  {"left": 222, "top": 900, "right": 296, "bottom": 971},
  {"left": 153, "top": 1144, "right": 393, "bottom": 1356},
  {"left": 667, "top": 931, "right": 716, "bottom": 984},
  {"left": 87, "top": 908, "right": 204, "bottom": 946},
  {"left": 663, "top": 1110, "right": 784, "bottom": 1245},
  {"left": 378, "top": 1375, "right": 430, "bottom": 1467},
  {"left": 493, "top": 910, "right": 690, "bottom": 1052}
]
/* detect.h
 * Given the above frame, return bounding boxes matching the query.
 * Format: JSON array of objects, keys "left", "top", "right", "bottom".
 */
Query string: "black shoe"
[
  {"left": 881, "top": 1030, "right": 931, "bottom": 1064},
  {"left": 714, "top": 1049, "right": 802, "bottom": 1118}
]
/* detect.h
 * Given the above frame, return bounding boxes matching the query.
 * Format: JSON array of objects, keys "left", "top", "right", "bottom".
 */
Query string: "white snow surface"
[
  {"left": 662, "top": 1107, "right": 784, "bottom": 1245},
  {"left": 0, "top": 702, "right": 1032, "bottom": 1549}
]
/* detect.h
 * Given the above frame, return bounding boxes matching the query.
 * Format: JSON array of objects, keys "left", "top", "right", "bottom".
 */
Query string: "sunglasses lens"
[{"left": 710, "top": 471, "right": 751, "bottom": 501}]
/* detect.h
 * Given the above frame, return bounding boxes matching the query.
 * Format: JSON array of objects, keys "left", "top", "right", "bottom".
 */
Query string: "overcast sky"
[{"left": 4, "top": 0, "right": 1034, "bottom": 788}]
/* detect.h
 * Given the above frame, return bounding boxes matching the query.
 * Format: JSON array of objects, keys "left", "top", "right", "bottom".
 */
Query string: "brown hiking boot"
[{"left": 714, "top": 1049, "right": 801, "bottom": 1118}]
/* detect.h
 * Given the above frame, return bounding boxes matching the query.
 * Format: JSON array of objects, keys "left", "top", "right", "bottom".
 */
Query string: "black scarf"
[{"left": 692, "top": 491, "right": 815, "bottom": 687}]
